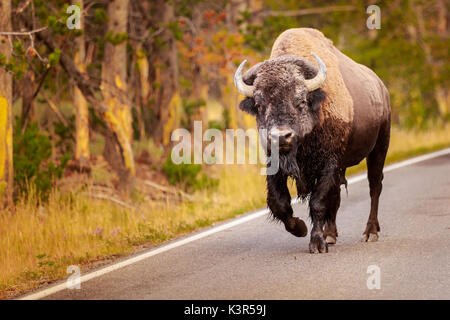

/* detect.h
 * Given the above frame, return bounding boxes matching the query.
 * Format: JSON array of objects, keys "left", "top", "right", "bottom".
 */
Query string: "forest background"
[{"left": 0, "top": 0, "right": 449, "bottom": 298}]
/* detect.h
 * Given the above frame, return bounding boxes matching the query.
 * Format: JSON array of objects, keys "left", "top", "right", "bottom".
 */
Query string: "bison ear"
[
  {"left": 307, "top": 88, "right": 326, "bottom": 112},
  {"left": 239, "top": 97, "right": 258, "bottom": 116}
]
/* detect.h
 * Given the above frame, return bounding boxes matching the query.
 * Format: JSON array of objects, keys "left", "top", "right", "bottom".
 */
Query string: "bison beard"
[
  {"left": 265, "top": 118, "right": 348, "bottom": 241},
  {"left": 279, "top": 148, "right": 300, "bottom": 179},
  {"left": 273, "top": 118, "right": 349, "bottom": 202},
  {"left": 277, "top": 148, "right": 311, "bottom": 201}
]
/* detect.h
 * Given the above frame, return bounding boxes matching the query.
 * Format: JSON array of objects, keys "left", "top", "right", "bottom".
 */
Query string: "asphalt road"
[{"left": 29, "top": 153, "right": 450, "bottom": 299}]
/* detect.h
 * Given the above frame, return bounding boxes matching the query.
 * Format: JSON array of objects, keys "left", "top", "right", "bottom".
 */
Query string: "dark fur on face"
[
  {"left": 239, "top": 55, "right": 326, "bottom": 124},
  {"left": 239, "top": 55, "right": 327, "bottom": 185},
  {"left": 239, "top": 55, "right": 326, "bottom": 142}
]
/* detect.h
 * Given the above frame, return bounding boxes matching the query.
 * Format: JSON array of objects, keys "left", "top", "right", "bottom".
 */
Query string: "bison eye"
[
  {"left": 295, "top": 100, "right": 306, "bottom": 109},
  {"left": 256, "top": 103, "right": 264, "bottom": 112}
]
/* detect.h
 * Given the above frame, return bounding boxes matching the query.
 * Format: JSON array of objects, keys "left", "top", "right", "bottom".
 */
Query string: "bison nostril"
[
  {"left": 280, "top": 131, "right": 295, "bottom": 145},
  {"left": 269, "top": 128, "right": 295, "bottom": 146}
]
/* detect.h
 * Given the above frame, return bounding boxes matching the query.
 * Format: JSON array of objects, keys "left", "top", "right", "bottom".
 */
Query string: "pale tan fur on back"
[{"left": 270, "top": 28, "right": 354, "bottom": 123}]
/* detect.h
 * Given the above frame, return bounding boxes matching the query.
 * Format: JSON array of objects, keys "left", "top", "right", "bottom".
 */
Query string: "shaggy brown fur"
[
  {"left": 296, "top": 118, "right": 349, "bottom": 200},
  {"left": 237, "top": 28, "right": 391, "bottom": 254},
  {"left": 271, "top": 28, "right": 354, "bottom": 123}
]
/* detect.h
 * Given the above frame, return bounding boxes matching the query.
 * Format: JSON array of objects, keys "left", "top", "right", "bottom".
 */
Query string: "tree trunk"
[
  {"left": 226, "top": 0, "right": 248, "bottom": 32},
  {"left": 32, "top": 17, "right": 135, "bottom": 191},
  {"left": 224, "top": 1, "right": 247, "bottom": 129},
  {"left": 192, "top": 68, "right": 208, "bottom": 127},
  {"left": 222, "top": 74, "right": 239, "bottom": 130},
  {"left": 73, "top": 0, "right": 90, "bottom": 170},
  {"left": 20, "top": 70, "right": 35, "bottom": 130},
  {"left": 136, "top": 43, "right": 149, "bottom": 138},
  {"left": 151, "top": 0, "right": 179, "bottom": 146},
  {"left": 101, "top": 0, "right": 135, "bottom": 190},
  {"left": 0, "top": 0, "right": 13, "bottom": 208},
  {"left": 191, "top": 7, "right": 208, "bottom": 129},
  {"left": 435, "top": 0, "right": 449, "bottom": 116},
  {"left": 415, "top": 2, "right": 449, "bottom": 117}
]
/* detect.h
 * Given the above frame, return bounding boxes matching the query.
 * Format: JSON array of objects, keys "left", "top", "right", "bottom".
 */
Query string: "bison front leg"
[
  {"left": 267, "top": 172, "right": 307, "bottom": 237},
  {"left": 309, "top": 167, "right": 340, "bottom": 253}
]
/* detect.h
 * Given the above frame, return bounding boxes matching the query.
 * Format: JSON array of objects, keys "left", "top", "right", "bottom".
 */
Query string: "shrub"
[
  {"left": 13, "top": 120, "right": 69, "bottom": 201},
  {"left": 162, "top": 157, "right": 218, "bottom": 191},
  {"left": 53, "top": 115, "right": 75, "bottom": 155},
  {"left": 180, "top": 98, "right": 206, "bottom": 130},
  {"left": 162, "top": 157, "right": 201, "bottom": 187},
  {"left": 208, "top": 120, "right": 225, "bottom": 130}
]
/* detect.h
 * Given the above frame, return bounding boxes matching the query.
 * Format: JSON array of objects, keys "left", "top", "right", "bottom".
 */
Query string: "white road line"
[{"left": 19, "top": 147, "right": 450, "bottom": 300}]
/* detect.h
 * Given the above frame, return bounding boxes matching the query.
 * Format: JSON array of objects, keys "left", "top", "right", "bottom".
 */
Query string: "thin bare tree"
[{"left": 0, "top": 0, "right": 13, "bottom": 208}]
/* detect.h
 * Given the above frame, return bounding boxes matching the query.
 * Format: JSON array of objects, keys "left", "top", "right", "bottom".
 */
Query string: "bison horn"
[
  {"left": 304, "top": 52, "right": 327, "bottom": 92},
  {"left": 234, "top": 60, "right": 254, "bottom": 97}
]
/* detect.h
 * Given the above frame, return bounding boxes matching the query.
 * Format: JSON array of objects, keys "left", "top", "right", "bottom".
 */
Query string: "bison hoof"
[
  {"left": 285, "top": 217, "right": 308, "bottom": 237},
  {"left": 325, "top": 235, "right": 336, "bottom": 245},
  {"left": 362, "top": 233, "right": 379, "bottom": 242},
  {"left": 309, "top": 234, "right": 328, "bottom": 254}
]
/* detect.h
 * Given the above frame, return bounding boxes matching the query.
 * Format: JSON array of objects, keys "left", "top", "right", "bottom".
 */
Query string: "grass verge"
[{"left": 1, "top": 124, "right": 450, "bottom": 299}]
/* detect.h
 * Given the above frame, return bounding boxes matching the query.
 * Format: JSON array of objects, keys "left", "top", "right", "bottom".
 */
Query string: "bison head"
[{"left": 234, "top": 53, "right": 327, "bottom": 177}]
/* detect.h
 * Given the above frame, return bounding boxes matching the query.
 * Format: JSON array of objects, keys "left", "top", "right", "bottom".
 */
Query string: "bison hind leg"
[{"left": 363, "top": 121, "right": 390, "bottom": 242}]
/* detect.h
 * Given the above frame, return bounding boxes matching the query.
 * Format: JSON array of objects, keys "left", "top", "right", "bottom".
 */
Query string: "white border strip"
[{"left": 19, "top": 147, "right": 450, "bottom": 300}]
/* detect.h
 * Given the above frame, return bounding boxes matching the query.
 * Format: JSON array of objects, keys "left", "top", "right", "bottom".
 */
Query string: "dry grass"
[
  {"left": 0, "top": 164, "right": 266, "bottom": 299},
  {"left": 1, "top": 124, "right": 450, "bottom": 298},
  {"left": 347, "top": 124, "right": 450, "bottom": 175}
]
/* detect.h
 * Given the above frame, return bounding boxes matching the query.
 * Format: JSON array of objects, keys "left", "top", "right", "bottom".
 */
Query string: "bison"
[{"left": 234, "top": 28, "right": 391, "bottom": 253}]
